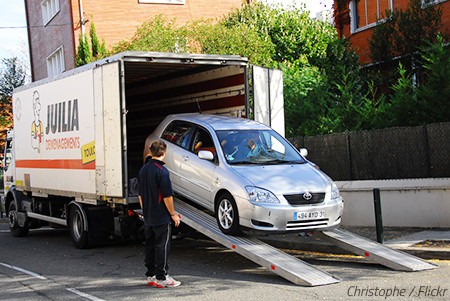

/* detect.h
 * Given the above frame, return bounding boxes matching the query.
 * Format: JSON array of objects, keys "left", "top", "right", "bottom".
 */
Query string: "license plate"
[{"left": 294, "top": 210, "right": 325, "bottom": 221}]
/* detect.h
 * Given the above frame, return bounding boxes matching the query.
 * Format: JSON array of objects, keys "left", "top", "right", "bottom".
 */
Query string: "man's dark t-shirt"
[{"left": 139, "top": 158, "right": 174, "bottom": 226}]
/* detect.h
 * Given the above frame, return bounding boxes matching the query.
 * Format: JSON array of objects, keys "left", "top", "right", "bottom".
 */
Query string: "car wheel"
[
  {"left": 8, "top": 202, "right": 29, "bottom": 237},
  {"left": 69, "top": 205, "right": 89, "bottom": 249},
  {"left": 215, "top": 193, "right": 240, "bottom": 235}
]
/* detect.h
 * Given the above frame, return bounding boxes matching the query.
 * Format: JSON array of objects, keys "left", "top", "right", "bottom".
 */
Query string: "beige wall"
[{"left": 337, "top": 178, "right": 450, "bottom": 228}]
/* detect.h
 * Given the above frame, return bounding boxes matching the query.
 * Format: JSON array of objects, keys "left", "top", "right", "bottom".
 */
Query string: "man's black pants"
[{"left": 144, "top": 223, "right": 172, "bottom": 280}]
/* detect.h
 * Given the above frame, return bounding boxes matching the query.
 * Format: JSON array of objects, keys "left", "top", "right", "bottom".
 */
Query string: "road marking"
[
  {"left": 66, "top": 288, "right": 106, "bottom": 301},
  {"left": 0, "top": 261, "right": 106, "bottom": 301},
  {"left": 0, "top": 262, "right": 47, "bottom": 280}
]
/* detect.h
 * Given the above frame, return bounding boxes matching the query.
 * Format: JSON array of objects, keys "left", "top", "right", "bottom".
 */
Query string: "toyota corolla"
[{"left": 145, "top": 114, "right": 344, "bottom": 235}]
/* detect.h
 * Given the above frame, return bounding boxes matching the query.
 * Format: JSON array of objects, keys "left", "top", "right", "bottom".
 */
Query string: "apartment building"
[
  {"left": 25, "top": 0, "right": 249, "bottom": 81},
  {"left": 333, "top": 0, "right": 449, "bottom": 64}
]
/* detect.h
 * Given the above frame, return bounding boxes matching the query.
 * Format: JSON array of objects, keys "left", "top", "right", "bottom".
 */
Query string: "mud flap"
[{"left": 86, "top": 206, "right": 114, "bottom": 247}]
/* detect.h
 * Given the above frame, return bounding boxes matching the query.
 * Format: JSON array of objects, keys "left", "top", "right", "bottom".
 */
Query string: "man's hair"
[{"left": 150, "top": 140, "right": 167, "bottom": 157}]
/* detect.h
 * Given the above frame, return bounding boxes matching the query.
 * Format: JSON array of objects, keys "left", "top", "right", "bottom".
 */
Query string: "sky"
[
  {"left": 0, "top": 0, "right": 28, "bottom": 60},
  {"left": 0, "top": 0, "right": 333, "bottom": 63}
]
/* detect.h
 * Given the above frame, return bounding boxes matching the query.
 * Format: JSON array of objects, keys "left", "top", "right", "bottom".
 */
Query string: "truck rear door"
[{"left": 252, "top": 66, "right": 285, "bottom": 137}]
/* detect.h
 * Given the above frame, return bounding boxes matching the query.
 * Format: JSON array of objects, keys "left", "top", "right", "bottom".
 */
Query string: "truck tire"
[
  {"left": 8, "top": 202, "right": 29, "bottom": 237},
  {"left": 215, "top": 193, "right": 241, "bottom": 235},
  {"left": 69, "top": 205, "right": 89, "bottom": 249}
]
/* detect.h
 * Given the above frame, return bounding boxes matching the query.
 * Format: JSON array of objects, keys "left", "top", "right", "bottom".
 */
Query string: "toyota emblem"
[{"left": 303, "top": 192, "right": 313, "bottom": 200}]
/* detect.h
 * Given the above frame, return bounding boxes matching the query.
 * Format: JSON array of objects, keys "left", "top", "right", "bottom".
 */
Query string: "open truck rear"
[{"left": 4, "top": 51, "right": 284, "bottom": 248}]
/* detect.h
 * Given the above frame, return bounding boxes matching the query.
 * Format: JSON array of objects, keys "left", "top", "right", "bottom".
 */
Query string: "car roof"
[{"left": 165, "top": 113, "right": 270, "bottom": 131}]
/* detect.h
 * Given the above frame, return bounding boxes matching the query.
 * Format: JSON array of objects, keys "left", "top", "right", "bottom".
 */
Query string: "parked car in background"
[{"left": 146, "top": 114, "right": 344, "bottom": 235}]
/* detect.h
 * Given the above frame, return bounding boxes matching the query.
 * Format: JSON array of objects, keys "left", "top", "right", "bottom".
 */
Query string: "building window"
[
  {"left": 350, "top": 0, "right": 393, "bottom": 33},
  {"left": 41, "top": 0, "right": 60, "bottom": 26},
  {"left": 138, "top": 0, "right": 185, "bottom": 4},
  {"left": 47, "top": 46, "right": 65, "bottom": 77},
  {"left": 422, "top": 0, "right": 448, "bottom": 7}
]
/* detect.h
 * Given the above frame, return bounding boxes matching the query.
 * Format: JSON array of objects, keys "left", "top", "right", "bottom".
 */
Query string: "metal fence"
[{"left": 289, "top": 122, "right": 450, "bottom": 181}]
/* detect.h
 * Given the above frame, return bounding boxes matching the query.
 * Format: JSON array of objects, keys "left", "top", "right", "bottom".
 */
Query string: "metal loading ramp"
[
  {"left": 173, "top": 198, "right": 340, "bottom": 286},
  {"left": 315, "top": 228, "right": 438, "bottom": 272}
]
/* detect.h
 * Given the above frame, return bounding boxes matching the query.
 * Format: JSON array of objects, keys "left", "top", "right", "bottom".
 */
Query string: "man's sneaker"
[
  {"left": 155, "top": 275, "right": 181, "bottom": 288},
  {"left": 147, "top": 276, "right": 156, "bottom": 286}
]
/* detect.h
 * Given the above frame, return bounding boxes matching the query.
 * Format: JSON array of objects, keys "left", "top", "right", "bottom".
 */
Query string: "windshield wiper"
[
  {"left": 264, "top": 159, "right": 305, "bottom": 164},
  {"left": 228, "top": 160, "right": 263, "bottom": 165}
]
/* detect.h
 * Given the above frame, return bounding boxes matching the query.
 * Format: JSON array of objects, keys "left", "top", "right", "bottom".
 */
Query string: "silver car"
[{"left": 146, "top": 114, "right": 344, "bottom": 235}]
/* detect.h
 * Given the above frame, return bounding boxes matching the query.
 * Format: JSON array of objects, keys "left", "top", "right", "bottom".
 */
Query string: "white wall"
[{"left": 336, "top": 178, "right": 450, "bottom": 228}]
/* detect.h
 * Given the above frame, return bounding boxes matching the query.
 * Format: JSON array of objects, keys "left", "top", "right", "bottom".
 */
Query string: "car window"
[
  {"left": 216, "top": 129, "right": 305, "bottom": 164},
  {"left": 191, "top": 127, "right": 215, "bottom": 155},
  {"left": 161, "top": 121, "right": 194, "bottom": 149}
]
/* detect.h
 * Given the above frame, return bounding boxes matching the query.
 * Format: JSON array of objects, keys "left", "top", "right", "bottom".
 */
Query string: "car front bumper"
[{"left": 237, "top": 197, "right": 344, "bottom": 232}]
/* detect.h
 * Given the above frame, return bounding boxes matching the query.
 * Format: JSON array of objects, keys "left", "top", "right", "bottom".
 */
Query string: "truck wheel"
[
  {"left": 8, "top": 202, "right": 29, "bottom": 237},
  {"left": 69, "top": 205, "right": 89, "bottom": 249},
  {"left": 215, "top": 193, "right": 241, "bottom": 235}
]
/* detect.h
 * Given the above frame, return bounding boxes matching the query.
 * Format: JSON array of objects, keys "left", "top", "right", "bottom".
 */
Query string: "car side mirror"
[
  {"left": 198, "top": 150, "right": 214, "bottom": 161},
  {"left": 300, "top": 148, "right": 308, "bottom": 157}
]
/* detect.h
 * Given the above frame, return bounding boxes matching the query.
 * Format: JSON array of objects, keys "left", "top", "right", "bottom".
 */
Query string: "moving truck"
[{"left": 1, "top": 51, "right": 284, "bottom": 248}]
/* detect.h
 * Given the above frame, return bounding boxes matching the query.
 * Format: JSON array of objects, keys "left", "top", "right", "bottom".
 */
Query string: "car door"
[
  {"left": 178, "top": 126, "right": 217, "bottom": 208},
  {"left": 160, "top": 121, "right": 195, "bottom": 190}
]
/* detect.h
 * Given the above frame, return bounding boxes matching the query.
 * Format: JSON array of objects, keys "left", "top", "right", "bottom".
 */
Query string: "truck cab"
[{"left": 1, "top": 130, "right": 15, "bottom": 216}]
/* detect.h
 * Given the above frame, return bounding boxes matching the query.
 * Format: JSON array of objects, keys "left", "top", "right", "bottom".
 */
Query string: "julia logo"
[{"left": 31, "top": 91, "right": 43, "bottom": 153}]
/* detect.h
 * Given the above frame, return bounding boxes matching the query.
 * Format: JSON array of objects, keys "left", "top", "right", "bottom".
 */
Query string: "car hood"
[{"left": 231, "top": 163, "right": 331, "bottom": 194}]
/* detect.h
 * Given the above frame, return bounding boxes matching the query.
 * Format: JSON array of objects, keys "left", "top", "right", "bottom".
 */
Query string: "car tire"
[
  {"left": 69, "top": 205, "right": 89, "bottom": 249},
  {"left": 8, "top": 201, "right": 29, "bottom": 237},
  {"left": 215, "top": 193, "right": 241, "bottom": 235}
]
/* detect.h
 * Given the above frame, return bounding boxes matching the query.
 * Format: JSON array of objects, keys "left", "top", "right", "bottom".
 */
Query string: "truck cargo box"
[{"left": 12, "top": 52, "right": 251, "bottom": 205}]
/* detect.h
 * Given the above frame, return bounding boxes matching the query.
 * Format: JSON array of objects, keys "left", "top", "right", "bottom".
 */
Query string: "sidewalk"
[{"left": 254, "top": 226, "right": 450, "bottom": 260}]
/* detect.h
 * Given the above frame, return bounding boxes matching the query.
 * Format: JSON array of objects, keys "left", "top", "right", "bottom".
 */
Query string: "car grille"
[
  {"left": 286, "top": 218, "right": 329, "bottom": 230},
  {"left": 284, "top": 192, "right": 325, "bottom": 205}
]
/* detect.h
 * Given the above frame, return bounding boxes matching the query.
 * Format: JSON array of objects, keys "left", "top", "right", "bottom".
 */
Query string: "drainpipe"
[{"left": 79, "top": 0, "right": 85, "bottom": 38}]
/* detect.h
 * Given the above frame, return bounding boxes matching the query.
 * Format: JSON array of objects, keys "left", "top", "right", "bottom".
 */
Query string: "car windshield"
[{"left": 216, "top": 129, "right": 306, "bottom": 165}]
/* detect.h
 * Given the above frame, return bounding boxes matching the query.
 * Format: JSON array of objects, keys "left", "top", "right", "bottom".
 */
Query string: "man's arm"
[{"left": 163, "top": 196, "right": 181, "bottom": 227}]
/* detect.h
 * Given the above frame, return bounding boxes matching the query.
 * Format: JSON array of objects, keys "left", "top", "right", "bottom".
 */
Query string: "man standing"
[{"left": 139, "top": 140, "right": 181, "bottom": 288}]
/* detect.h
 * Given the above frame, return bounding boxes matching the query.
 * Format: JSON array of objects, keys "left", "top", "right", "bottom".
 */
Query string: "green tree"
[
  {"left": 112, "top": 14, "right": 274, "bottom": 66},
  {"left": 90, "top": 22, "right": 107, "bottom": 58},
  {"left": 222, "top": 3, "right": 370, "bottom": 136},
  {"left": 417, "top": 34, "right": 450, "bottom": 123},
  {"left": 388, "top": 63, "right": 419, "bottom": 126},
  {"left": 222, "top": 2, "right": 335, "bottom": 66},
  {"left": 283, "top": 64, "right": 328, "bottom": 136},
  {"left": 368, "top": 0, "right": 444, "bottom": 65},
  {"left": 0, "top": 57, "right": 27, "bottom": 157},
  {"left": 113, "top": 15, "right": 187, "bottom": 53},
  {"left": 190, "top": 21, "right": 275, "bottom": 66},
  {"left": 76, "top": 21, "right": 108, "bottom": 67},
  {"left": 366, "top": 0, "right": 444, "bottom": 100},
  {"left": 0, "top": 57, "right": 26, "bottom": 126},
  {"left": 75, "top": 33, "right": 92, "bottom": 67}
]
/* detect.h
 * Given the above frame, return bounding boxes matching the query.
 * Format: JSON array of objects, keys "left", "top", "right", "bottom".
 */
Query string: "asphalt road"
[{"left": 0, "top": 221, "right": 449, "bottom": 301}]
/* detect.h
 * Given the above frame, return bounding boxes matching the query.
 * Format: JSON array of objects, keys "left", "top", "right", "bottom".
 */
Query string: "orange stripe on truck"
[{"left": 15, "top": 159, "right": 95, "bottom": 170}]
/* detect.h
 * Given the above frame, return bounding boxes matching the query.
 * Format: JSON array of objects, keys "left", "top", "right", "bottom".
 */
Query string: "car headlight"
[
  {"left": 331, "top": 183, "right": 341, "bottom": 200},
  {"left": 246, "top": 186, "right": 280, "bottom": 204}
]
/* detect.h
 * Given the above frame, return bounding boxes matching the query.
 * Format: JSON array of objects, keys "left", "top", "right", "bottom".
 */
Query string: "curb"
[{"left": 392, "top": 247, "right": 450, "bottom": 260}]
